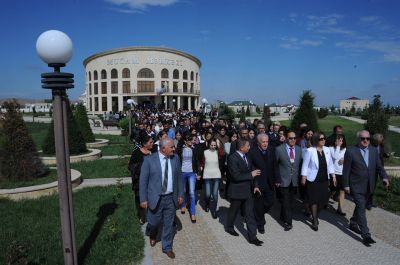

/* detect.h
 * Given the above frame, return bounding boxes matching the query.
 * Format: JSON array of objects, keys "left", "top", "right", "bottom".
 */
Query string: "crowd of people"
[{"left": 127, "top": 107, "right": 391, "bottom": 259}]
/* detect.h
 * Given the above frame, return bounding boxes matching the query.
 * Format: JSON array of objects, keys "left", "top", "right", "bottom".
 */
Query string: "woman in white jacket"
[
  {"left": 301, "top": 132, "right": 336, "bottom": 231},
  {"left": 329, "top": 134, "right": 347, "bottom": 216}
]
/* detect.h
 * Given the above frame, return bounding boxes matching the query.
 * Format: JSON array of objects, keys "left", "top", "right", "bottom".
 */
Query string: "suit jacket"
[
  {"left": 275, "top": 144, "right": 302, "bottom": 187},
  {"left": 301, "top": 146, "right": 335, "bottom": 182},
  {"left": 248, "top": 146, "right": 279, "bottom": 190},
  {"left": 227, "top": 151, "right": 254, "bottom": 199},
  {"left": 139, "top": 152, "right": 183, "bottom": 210},
  {"left": 342, "top": 145, "right": 388, "bottom": 194}
]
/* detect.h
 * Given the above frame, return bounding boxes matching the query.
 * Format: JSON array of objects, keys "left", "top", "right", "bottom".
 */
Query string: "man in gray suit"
[
  {"left": 342, "top": 130, "right": 390, "bottom": 247},
  {"left": 275, "top": 130, "right": 302, "bottom": 231},
  {"left": 140, "top": 138, "right": 183, "bottom": 259}
]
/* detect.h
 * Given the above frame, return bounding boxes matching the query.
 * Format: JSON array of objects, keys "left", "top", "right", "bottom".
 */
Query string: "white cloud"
[
  {"left": 301, "top": 39, "right": 322, "bottom": 46},
  {"left": 336, "top": 40, "right": 400, "bottom": 62},
  {"left": 105, "top": 0, "right": 179, "bottom": 12},
  {"left": 360, "top": 16, "right": 380, "bottom": 23},
  {"left": 280, "top": 36, "right": 322, "bottom": 49}
]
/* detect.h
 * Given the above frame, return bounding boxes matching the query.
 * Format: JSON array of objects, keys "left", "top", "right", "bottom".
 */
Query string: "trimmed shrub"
[
  {"left": 42, "top": 99, "right": 87, "bottom": 155},
  {"left": 0, "top": 100, "right": 48, "bottom": 180},
  {"left": 74, "top": 103, "right": 95, "bottom": 143},
  {"left": 365, "top": 95, "right": 389, "bottom": 136}
]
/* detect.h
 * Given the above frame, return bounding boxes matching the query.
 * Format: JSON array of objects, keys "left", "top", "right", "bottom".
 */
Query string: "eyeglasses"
[
  {"left": 288, "top": 137, "right": 296, "bottom": 140},
  {"left": 319, "top": 137, "right": 326, "bottom": 141},
  {"left": 360, "top": 137, "right": 370, "bottom": 141}
]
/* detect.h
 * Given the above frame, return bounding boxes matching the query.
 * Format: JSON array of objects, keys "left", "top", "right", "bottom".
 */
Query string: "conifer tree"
[
  {"left": 365, "top": 95, "right": 389, "bottom": 136},
  {"left": 42, "top": 99, "right": 87, "bottom": 155},
  {"left": 0, "top": 100, "right": 47, "bottom": 180},
  {"left": 74, "top": 103, "right": 95, "bottom": 143},
  {"left": 291, "top": 90, "right": 318, "bottom": 131}
]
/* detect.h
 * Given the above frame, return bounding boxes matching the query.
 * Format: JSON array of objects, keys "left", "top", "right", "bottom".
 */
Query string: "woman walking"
[
  {"left": 301, "top": 132, "right": 336, "bottom": 231},
  {"left": 203, "top": 139, "right": 222, "bottom": 219}
]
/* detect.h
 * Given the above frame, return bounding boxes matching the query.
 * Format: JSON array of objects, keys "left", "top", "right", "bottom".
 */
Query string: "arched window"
[
  {"left": 173, "top": 69, "right": 179, "bottom": 79},
  {"left": 88, "top": 71, "right": 91, "bottom": 81},
  {"left": 137, "top": 68, "right": 154, "bottom": 78},
  {"left": 161, "top": 68, "right": 169, "bottom": 78},
  {"left": 111, "top": 69, "right": 118, "bottom": 79},
  {"left": 94, "top": 70, "right": 98, "bottom": 80},
  {"left": 101, "top": 69, "right": 107, "bottom": 79},
  {"left": 196, "top": 72, "right": 198, "bottom": 81},
  {"left": 190, "top": 71, "right": 194, "bottom": 81},
  {"left": 122, "top": 68, "right": 130, "bottom": 78},
  {"left": 183, "top": 70, "right": 188, "bottom": 80}
]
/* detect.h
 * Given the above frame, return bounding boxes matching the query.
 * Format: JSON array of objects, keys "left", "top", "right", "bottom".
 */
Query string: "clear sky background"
[{"left": 1, "top": 0, "right": 400, "bottom": 106}]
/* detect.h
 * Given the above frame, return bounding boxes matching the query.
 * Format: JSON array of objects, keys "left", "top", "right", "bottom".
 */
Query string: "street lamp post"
[
  {"left": 201, "top": 98, "right": 208, "bottom": 115},
  {"left": 36, "top": 30, "right": 77, "bottom": 265},
  {"left": 127, "top": 99, "right": 135, "bottom": 140},
  {"left": 172, "top": 98, "right": 176, "bottom": 112}
]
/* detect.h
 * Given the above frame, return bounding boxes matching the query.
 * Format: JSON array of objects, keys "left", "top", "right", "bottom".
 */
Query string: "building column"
[
  {"left": 107, "top": 96, "right": 112, "bottom": 113},
  {"left": 177, "top": 96, "right": 181, "bottom": 110},
  {"left": 188, "top": 96, "right": 192, "bottom": 110},
  {"left": 118, "top": 96, "right": 124, "bottom": 112},
  {"left": 194, "top": 97, "right": 198, "bottom": 110}
]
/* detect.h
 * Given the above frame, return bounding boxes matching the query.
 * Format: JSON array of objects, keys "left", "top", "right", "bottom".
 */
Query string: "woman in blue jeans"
[
  {"left": 177, "top": 133, "right": 201, "bottom": 223},
  {"left": 203, "top": 139, "right": 222, "bottom": 219}
]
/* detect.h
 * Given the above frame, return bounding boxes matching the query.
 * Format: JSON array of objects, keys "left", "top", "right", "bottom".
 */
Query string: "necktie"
[
  {"left": 361, "top": 149, "right": 369, "bottom": 167},
  {"left": 243, "top": 154, "right": 249, "bottom": 168},
  {"left": 162, "top": 157, "right": 169, "bottom": 194},
  {"left": 289, "top": 147, "right": 294, "bottom": 162}
]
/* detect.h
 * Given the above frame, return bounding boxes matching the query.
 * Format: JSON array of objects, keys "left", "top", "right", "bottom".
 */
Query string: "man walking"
[
  {"left": 140, "top": 138, "right": 183, "bottom": 258},
  {"left": 275, "top": 130, "right": 302, "bottom": 231},
  {"left": 248, "top": 133, "right": 278, "bottom": 234},
  {"left": 225, "top": 139, "right": 263, "bottom": 246},
  {"left": 342, "top": 130, "right": 389, "bottom": 247}
]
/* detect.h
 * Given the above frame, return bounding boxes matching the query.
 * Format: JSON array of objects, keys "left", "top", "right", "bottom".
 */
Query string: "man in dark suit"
[
  {"left": 225, "top": 139, "right": 263, "bottom": 246},
  {"left": 248, "top": 133, "right": 279, "bottom": 234},
  {"left": 275, "top": 130, "right": 302, "bottom": 231},
  {"left": 342, "top": 130, "right": 390, "bottom": 247},
  {"left": 140, "top": 138, "right": 183, "bottom": 259}
]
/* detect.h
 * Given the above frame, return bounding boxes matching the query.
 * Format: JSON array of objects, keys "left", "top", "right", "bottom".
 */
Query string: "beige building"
[
  {"left": 227, "top": 101, "right": 257, "bottom": 113},
  {"left": 83, "top": 46, "right": 201, "bottom": 114},
  {"left": 340, "top": 97, "right": 369, "bottom": 112}
]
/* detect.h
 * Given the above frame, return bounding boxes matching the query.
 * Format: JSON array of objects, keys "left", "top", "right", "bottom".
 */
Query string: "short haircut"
[
  {"left": 159, "top": 137, "right": 173, "bottom": 148},
  {"left": 285, "top": 130, "right": 296, "bottom": 137},
  {"left": 257, "top": 133, "right": 268, "bottom": 142},
  {"left": 237, "top": 138, "right": 250, "bottom": 149},
  {"left": 333, "top": 125, "right": 343, "bottom": 132},
  {"left": 356, "top": 130, "right": 370, "bottom": 139}
]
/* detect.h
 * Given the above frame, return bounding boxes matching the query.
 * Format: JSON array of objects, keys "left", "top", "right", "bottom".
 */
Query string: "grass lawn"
[
  {"left": 0, "top": 185, "right": 144, "bottom": 265},
  {"left": 282, "top": 116, "right": 400, "bottom": 156},
  {"left": 389, "top": 116, "right": 400, "bottom": 127},
  {"left": 374, "top": 177, "right": 400, "bottom": 215},
  {"left": 0, "top": 169, "right": 57, "bottom": 189},
  {"left": 26, "top": 122, "right": 50, "bottom": 150},
  {"left": 72, "top": 158, "right": 130, "bottom": 179},
  {"left": 99, "top": 143, "right": 133, "bottom": 156}
]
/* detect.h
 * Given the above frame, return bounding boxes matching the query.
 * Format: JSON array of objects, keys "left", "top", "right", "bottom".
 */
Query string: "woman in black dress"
[
  {"left": 128, "top": 133, "right": 154, "bottom": 224},
  {"left": 301, "top": 132, "right": 336, "bottom": 231}
]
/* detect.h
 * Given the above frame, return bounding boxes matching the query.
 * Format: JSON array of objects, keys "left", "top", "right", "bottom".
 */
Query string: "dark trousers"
[
  {"left": 253, "top": 187, "right": 275, "bottom": 228},
  {"left": 147, "top": 194, "right": 175, "bottom": 252},
  {"left": 226, "top": 197, "right": 257, "bottom": 241},
  {"left": 350, "top": 191, "right": 371, "bottom": 239},
  {"left": 278, "top": 184, "right": 296, "bottom": 225}
]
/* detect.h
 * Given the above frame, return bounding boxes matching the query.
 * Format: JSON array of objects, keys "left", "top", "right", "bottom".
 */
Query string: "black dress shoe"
[
  {"left": 336, "top": 210, "right": 346, "bottom": 216},
  {"left": 258, "top": 227, "right": 265, "bottom": 234},
  {"left": 225, "top": 228, "right": 239, "bottom": 236},
  {"left": 284, "top": 223, "right": 293, "bottom": 231},
  {"left": 366, "top": 205, "right": 372, "bottom": 211},
  {"left": 249, "top": 238, "right": 263, "bottom": 246},
  {"left": 211, "top": 211, "right": 218, "bottom": 219},
  {"left": 349, "top": 224, "right": 361, "bottom": 234},
  {"left": 364, "top": 237, "right": 376, "bottom": 244},
  {"left": 362, "top": 238, "right": 372, "bottom": 247},
  {"left": 311, "top": 224, "right": 318, "bottom": 231}
]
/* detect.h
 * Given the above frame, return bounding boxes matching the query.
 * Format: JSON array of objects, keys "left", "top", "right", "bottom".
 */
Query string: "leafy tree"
[
  {"left": 74, "top": 103, "right": 95, "bottom": 143},
  {"left": 42, "top": 99, "right": 87, "bottom": 155},
  {"left": 239, "top": 107, "right": 246, "bottom": 122},
  {"left": 256, "top": 106, "right": 261, "bottom": 114},
  {"left": 365, "top": 95, "right": 389, "bottom": 136},
  {"left": 218, "top": 104, "right": 235, "bottom": 120},
  {"left": 317, "top": 108, "right": 329, "bottom": 119},
  {"left": 0, "top": 100, "right": 48, "bottom": 180},
  {"left": 245, "top": 106, "right": 251, "bottom": 116},
  {"left": 262, "top": 105, "right": 272, "bottom": 126},
  {"left": 291, "top": 90, "right": 318, "bottom": 131}
]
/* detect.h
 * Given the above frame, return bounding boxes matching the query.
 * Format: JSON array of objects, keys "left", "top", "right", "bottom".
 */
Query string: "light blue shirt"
[
  {"left": 159, "top": 152, "right": 173, "bottom": 194},
  {"left": 360, "top": 147, "right": 369, "bottom": 167}
]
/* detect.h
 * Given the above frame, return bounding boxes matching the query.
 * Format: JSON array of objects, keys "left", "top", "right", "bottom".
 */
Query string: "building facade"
[
  {"left": 83, "top": 46, "right": 201, "bottom": 114},
  {"left": 339, "top": 97, "right": 369, "bottom": 112}
]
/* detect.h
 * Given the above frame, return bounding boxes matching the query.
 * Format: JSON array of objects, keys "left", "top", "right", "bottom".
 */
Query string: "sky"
[{"left": 1, "top": 0, "right": 400, "bottom": 106}]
